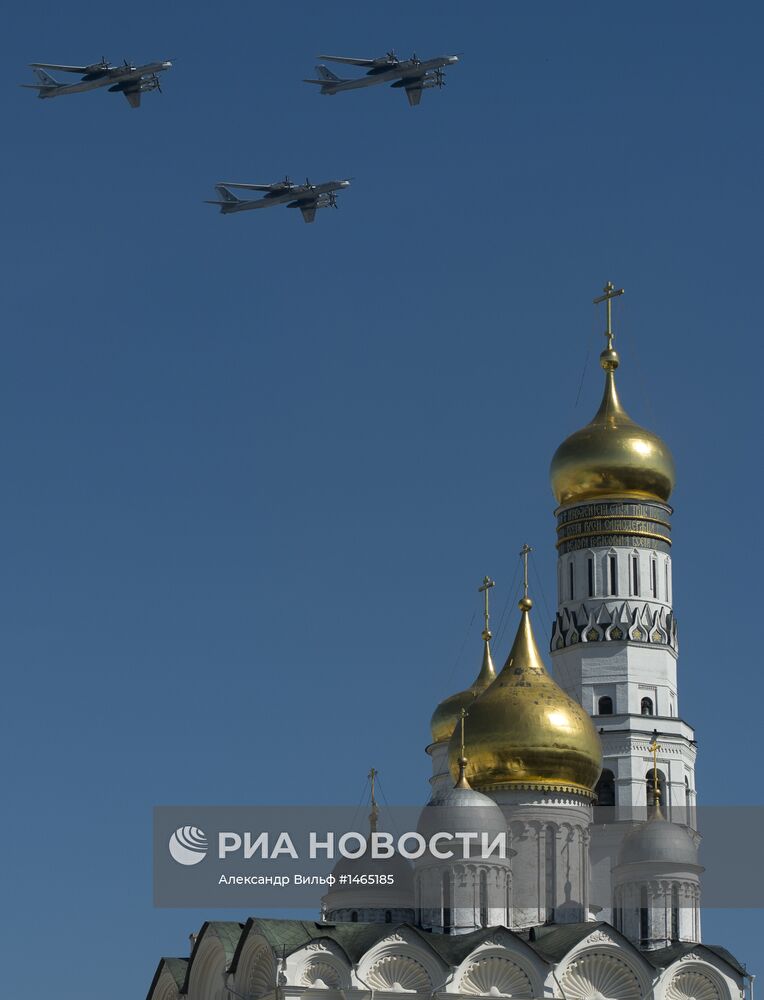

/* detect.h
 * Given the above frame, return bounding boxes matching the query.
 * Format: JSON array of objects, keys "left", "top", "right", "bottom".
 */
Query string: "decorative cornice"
[{"left": 551, "top": 601, "right": 678, "bottom": 652}]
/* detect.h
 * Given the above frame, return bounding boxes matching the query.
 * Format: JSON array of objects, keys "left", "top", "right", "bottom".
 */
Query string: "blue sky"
[{"left": 2, "top": 2, "right": 762, "bottom": 996}]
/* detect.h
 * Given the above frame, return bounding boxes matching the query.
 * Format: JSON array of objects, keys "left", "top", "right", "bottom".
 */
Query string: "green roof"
[
  {"left": 181, "top": 922, "right": 246, "bottom": 994},
  {"left": 145, "top": 958, "right": 188, "bottom": 1000},
  {"left": 646, "top": 943, "right": 747, "bottom": 976},
  {"left": 167, "top": 916, "right": 748, "bottom": 996},
  {"left": 229, "top": 919, "right": 545, "bottom": 971}
]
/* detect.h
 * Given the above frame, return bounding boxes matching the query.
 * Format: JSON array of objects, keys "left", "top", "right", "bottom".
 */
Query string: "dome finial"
[
  {"left": 519, "top": 543, "right": 533, "bottom": 611},
  {"left": 593, "top": 280, "right": 624, "bottom": 368},
  {"left": 368, "top": 767, "right": 380, "bottom": 834},
  {"left": 429, "top": 575, "right": 498, "bottom": 745},
  {"left": 455, "top": 707, "right": 471, "bottom": 789},
  {"left": 478, "top": 575, "right": 495, "bottom": 641}
]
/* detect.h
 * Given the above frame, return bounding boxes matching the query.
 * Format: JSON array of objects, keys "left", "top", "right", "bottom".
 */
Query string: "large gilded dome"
[
  {"left": 550, "top": 346, "right": 675, "bottom": 506},
  {"left": 430, "top": 639, "right": 496, "bottom": 745},
  {"left": 448, "top": 598, "right": 602, "bottom": 796}
]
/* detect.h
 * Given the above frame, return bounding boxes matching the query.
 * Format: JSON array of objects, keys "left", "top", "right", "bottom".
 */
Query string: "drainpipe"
[
  {"left": 354, "top": 965, "right": 375, "bottom": 1000},
  {"left": 431, "top": 967, "right": 456, "bottom": 1000}
]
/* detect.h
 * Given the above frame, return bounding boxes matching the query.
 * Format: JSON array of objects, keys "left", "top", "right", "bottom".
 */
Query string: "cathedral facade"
[{"left": 147, "top": 292, "right": 750, "bottom": 1000}]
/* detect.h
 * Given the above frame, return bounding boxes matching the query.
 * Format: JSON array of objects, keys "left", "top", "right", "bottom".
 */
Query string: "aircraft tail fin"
[
  {"left": 304, "top": 64, "right": 346, "bottom": 93},
  {"left": 33, "top": 67, "right": 61, "bottom": 87},
  {"left": 214, "top": 185, "right": 239, "bottom": 204},
  {"left": 316, "top": 65, "right": 343, "bottom": 83},
  {"left": 204, "top": 185, "right": 241, "bottom": 213},
  {"left": 21, "top": 67, "right": 62, "bottom": 95}
]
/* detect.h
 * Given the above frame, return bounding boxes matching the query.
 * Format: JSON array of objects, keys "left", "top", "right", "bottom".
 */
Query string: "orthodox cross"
[
  {"left": 478, "top": 575, "right": 495, "bottom": 640},
  {"left": 456, "top": 707, "right": 470, "bottom": 787},
  {"left": 648, "top": 730, "right": 661, "bottom": 810},
  {"left": 368, "top": 767, "right": 379, "bottom": 833},
  {"left": 458, "top": 706, "right": 469, "bottom": 759},
  {"left": 593, "top": 280, "right": 625, "bottom": 350},
  {"left": 520, "top": 543, "right": 532, "bottom": 600}
]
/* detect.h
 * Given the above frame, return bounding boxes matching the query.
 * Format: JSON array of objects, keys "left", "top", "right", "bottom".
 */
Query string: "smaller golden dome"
[
  {"left": 430, "top": 639, "right": 496, "bottom": 746},
  {"left": 550, "top": 347, "right": 675, "bottom": 506},
  {"left": 448, "top": 598, "right": 602, "bottom": 796}
]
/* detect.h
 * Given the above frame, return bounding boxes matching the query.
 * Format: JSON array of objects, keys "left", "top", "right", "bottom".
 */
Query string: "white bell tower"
[{"left": 548, "top": 283, "right": 698, "bottom": 920}]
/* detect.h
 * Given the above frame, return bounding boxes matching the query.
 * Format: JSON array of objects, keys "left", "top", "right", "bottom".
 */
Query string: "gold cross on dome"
[
  {"left": 519, "top": 544, "right": 532, "bottom": 600},
  {"left": 478, "top": 576, "right": 495, "bottom": 639},
  {"left": 458, "top": 706, "right": 469, "bottom": 759},
  {"left": 367, "top": 767, "right": 379, "bottom": 834},
  {"left": 648, "top": 730, "right": 661, "bottom": 807},
  {"left": 593, "top": 281, "right": 625, "bottom": 350}
]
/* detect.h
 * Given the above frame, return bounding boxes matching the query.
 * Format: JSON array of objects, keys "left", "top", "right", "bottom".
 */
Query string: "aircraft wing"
[
  {"left": 317, "top": 54, "right": 381, "bottom": 67},
  {"left": 218, "top": 182, "right": 285, "bottom": 192},
  {"left": 404, "top": 82, "right": 423, "bottom": 107},
  {"left": 30, "top": 62, "right": 90, "bottom": 73}
]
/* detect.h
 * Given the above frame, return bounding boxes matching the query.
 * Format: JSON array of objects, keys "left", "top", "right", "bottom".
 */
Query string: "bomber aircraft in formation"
[
  {"left": 21, "top": 57, "right": 172, "bottom": 107},
  {"left": 304, "top": 50, "right": 459, "bottom": 106},
  {"left": 23, "top": 44, "right": 458, "bottom": 226},
  {"left": 206, "top": 177, "right": 351, "bottom": 224}
]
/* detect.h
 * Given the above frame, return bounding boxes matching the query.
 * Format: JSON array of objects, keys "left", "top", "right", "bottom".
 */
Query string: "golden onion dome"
[
  {"left": 448, "top": 597, "right": 602, "bottom": 796},
  {"left": 430, "top": 639, "right": 496, "bottom": 745},
  {"left": 550, "top": 345, "right": 675, "bottom": 506}
]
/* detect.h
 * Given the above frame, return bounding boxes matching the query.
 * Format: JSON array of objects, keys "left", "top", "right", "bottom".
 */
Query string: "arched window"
[
  {"left": 595, "top": 769, "right": 615, "bottom": 807},
  {"left": 587, "top": 556, "right": 594, "bottom": 597},
  {"left": 442, "top": 870, "right": 452, "bottom": 933},
  {"left": 641, "top": 696, "right": 654, "bottom": 716},
  {"left": 479, "top": 869, "right": 488, "bottom": 928},
  {"left": 671, "top": 884, "right": 679, "bottom": 940},
  {"left": 609, "top": 553, "right": 618, "bottom": 595},
  {"left": 569, "top": 561, "right": 574, "bottom": 601},
  {"left": 646, "top": 769, "right": 667, "bottom": 810},
  {"left": 598, "top": 695, "right": 613, "bottom": 715},
  {"left": 631, "top": 553, "right": 639, "bottom": 596},
  {"left": 351, "top": 911, "right": 358, "bottom": 922},
  {"left": 651, "top": 559, "right": 658, "bottom": 597},
  {"left": 384, "top": 910, "right": 392, "bottom": 923},
  {"left": 544, "top": 825, "right": 556, "bottom": 921},
  {"left": 639, "top": 886, "right": 649, "bottom": 945}
]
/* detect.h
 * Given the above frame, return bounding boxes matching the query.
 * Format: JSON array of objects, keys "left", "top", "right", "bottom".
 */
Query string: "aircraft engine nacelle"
[{"left": 108, "top": 76, "right": 160, "bottom": 95}]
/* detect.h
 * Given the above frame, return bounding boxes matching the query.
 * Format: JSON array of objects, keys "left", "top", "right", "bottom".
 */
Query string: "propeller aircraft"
[
  {"left": 21, "top": 57, "right": 172, "bottom": 108},
  {"left": 304, "top": 50, "right": 458, "bottom": 107},
  {"left": 206, "top": 176, "right": 351, "bottom": 224}
]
